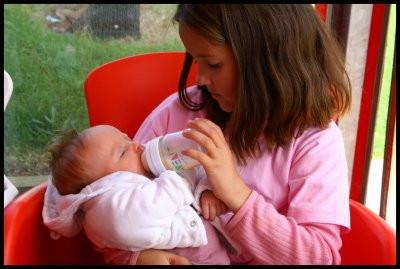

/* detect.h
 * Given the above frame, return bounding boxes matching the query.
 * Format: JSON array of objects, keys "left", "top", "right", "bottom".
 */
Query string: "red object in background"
[
  {"left": 84, "top": 51, "right": 196, "bottom": 139},
  {"left": 340, "top": 199, "right": 396, "bottom": 265},
  {"left": 5, "top": 183, "right": 396, "bottom": 265},
  {"left": 4, "top": 182, "right": 104, "bottom": 264},
  {"left": 350, "top": 4, "right": 388, "bottom": 202},
  {"left": 315, "top": 4, "right": 328, "bottom": 22}
]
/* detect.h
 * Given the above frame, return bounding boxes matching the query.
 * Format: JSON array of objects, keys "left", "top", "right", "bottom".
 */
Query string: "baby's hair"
[{"left": 46, "top": 130, "right": 90, "bottom": 195}]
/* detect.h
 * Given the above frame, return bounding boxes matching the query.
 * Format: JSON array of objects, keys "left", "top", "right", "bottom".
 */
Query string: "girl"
[{"left": 118, "top": 4, "right": 352, "bottom": 265}]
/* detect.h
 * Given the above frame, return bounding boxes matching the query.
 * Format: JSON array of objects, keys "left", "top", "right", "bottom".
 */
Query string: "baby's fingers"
[{"left": 201, "top": 200, "right": 210, "bottom": 220}]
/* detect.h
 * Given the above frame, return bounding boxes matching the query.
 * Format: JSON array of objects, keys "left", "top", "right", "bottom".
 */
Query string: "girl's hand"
[
  {"left": 183, "top": 118, "right": 252, "bottom": 212},
  {"left": 137, "top": 249, "right": 191, "bottom": 265}
]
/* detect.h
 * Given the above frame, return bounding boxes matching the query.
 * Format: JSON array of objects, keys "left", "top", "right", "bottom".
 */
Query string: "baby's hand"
[{"left": 200, "top": 190, "right": 229, "bottom": 221}]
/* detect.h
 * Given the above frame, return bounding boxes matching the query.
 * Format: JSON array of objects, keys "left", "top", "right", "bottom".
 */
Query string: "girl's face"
[
  {"left": 81, "top": 125, "right": 150, "bottom": 182},
  {"left": 179, "top": 22, "right": 238, "bottom": 112}
]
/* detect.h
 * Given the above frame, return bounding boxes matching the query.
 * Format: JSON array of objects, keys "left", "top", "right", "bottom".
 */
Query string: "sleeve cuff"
[{"left": 224, "top": 190, "right": 259, "bottom": 231}]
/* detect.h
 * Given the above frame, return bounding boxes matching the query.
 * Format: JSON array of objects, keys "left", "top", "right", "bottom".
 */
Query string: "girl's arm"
[{"left": 224, "top": 191, "right": 342, "bottom": 264}]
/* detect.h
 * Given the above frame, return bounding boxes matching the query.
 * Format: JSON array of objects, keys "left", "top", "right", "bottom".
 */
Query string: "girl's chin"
[
  {"left": 212, "top": 96, "right": 234, "bottom": 112},
  {"left": 218, "top": 102, "right": 233, "bottom": 113}
]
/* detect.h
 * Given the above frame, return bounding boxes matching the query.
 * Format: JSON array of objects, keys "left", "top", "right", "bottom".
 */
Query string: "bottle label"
[{"left": 160, "top": 143, "right": 199, "bottom": 171}]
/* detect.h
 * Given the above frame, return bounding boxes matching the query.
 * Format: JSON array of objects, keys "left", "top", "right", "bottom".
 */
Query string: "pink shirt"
[{"left": 133, "top": 85, "right": 350, "bottom": 264}]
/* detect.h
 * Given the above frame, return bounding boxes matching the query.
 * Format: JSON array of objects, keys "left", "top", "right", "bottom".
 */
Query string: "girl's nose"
[{"left": 196, "top": 67, "right": 210, "bottom": 86}]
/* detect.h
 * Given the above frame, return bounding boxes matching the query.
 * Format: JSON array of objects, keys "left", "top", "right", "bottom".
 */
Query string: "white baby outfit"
[{"left": 42, "top": 170, "right": 210, "bottom": 251}]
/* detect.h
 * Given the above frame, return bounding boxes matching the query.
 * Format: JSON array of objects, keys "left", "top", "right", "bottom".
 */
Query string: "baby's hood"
[{"left": 42, "top": 174, "right": 113, "bottom": 240}]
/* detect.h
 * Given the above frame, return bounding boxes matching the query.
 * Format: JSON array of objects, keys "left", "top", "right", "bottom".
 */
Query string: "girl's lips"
[{"left": 209, "top": 90, "right": 220, "bottom": 98}]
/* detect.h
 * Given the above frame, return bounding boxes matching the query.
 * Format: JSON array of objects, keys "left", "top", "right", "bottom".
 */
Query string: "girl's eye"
[
  {"left": 208, "top": 63, "right": 220, "bottom": 69},
  {"left": 120, "top": 150, "right": 126, "bottom": 158}
]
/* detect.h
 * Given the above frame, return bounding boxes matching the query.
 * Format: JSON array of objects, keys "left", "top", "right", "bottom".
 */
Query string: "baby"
[{"left": 42, "top": 125, "right": 232, "bottom": 265}]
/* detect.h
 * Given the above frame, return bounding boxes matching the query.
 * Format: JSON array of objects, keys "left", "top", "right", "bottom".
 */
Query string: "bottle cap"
[{"left": 144, "top": 137, "right": 167, "bottom": 176}]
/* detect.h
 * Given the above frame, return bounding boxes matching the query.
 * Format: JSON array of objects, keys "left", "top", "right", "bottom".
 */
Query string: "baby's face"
[{"left": 80, "top": 125, "right": 149, "bottom": 181}]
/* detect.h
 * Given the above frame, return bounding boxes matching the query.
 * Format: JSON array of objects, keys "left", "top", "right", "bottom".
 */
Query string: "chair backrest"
[
  {"left": 4, "top": 182, "right": 105, "bottom": 265},
  {"left": 84, "top": 51, "right": 197, "bottom": 138},
  {"left": 340, "top": 199, "right": 396, "bottom": 265}
]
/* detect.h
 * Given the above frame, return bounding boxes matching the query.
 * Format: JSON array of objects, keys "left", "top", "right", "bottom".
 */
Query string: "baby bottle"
[{"left": 142, "top": 130, "right": 206, "bottom": 176}]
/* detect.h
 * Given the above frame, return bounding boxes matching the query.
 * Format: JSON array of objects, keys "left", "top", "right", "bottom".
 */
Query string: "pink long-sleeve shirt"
[{"left": 120, "top": 85, "right": 350, "bottom": 265}]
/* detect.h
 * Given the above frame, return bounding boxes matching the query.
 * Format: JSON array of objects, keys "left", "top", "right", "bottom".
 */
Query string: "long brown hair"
[{"left": 174, "top": 4, "right": 351, "bottom": 164}]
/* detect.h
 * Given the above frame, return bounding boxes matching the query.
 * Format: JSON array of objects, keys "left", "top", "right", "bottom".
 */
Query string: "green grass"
[{"left": 4, "top": 4, "right": 183, "bottom": 175}]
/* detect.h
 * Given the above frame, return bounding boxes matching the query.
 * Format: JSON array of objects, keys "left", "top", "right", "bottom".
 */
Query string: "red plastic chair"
[
  {"left": 340, "top": 199, "right": 396, "bottom": 265},
  {"left": 6, "top": 185, "right": 396, "bottom": 265},
  {"left": 4, "top": 52, "right": 196, "bottom": 265},
  {"left": 4, "top": 182, "right": 104, "bottom": 265},
  {"left": 84, "top": 51, "right": 197, "bottom": 138}
]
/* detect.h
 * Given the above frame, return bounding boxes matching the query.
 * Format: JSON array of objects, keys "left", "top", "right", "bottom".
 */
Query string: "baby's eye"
[{"left": 120, "top": 150, "right": 126, "bottom": 158}]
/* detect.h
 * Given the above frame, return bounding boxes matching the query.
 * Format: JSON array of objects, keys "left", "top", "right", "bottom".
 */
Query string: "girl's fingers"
[
  {"left": 182, "top": 148, "right": 209, "bottom": 167},
  {"left": 183, "top": 118, "right": 229, "bottom": 161},
  {"left": 182, "top": 129, "right": 218, "bottom": 159},
  {"left": 186, "top": 118, "right": 226, "bottom": 146}
]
